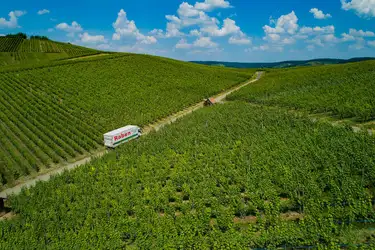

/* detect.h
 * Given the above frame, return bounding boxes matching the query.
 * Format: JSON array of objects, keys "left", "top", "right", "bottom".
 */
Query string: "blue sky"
[{"left": 1, "top": 0, "right": 375, "bottom": 62}]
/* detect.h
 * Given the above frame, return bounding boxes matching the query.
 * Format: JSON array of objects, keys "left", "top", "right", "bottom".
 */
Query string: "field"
[
  {"left": 1, "top": 37, "right": 375, "bottom": 249},
  {"left": 228, "top": 60, "right": 375, "bottom": 122},
  {"left": 0, "top": 52, "right": 73, "bottom": 66},
  {"left": 0, "top": 54, "right": 253, "bottom": 187},
  {"left": 1, "top": 102, "right": 375, "bottom": 249},
  {"left": 0, "top": 37, "right": 24, "bottom": 52},
  {"left": 0, "top": 37, "right": 100, "bottom": 66}
]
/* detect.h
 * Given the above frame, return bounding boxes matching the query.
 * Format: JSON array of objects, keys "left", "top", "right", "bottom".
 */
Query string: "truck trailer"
[{"left": 104, "top": 125, "right": 141, "bottom": 148}]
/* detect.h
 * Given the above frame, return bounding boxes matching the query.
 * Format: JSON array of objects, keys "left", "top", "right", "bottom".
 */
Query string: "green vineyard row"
[
  {"left": 0, "top": 55, "right": 253, "bottom": 187},
  {"left": 228, "top": 60, "right": 375, "bottom": 122},
  {"left": 1, "top": 103, "right": 374, "bottom": 248},
  {"left": 0, "top": 37, "right": 98, "bottom": 56}
]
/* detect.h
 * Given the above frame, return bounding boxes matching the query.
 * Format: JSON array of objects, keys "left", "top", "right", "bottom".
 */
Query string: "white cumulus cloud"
[
  {"left": 140, "top": 36, "right": 157, "bottom": 44},
  {"left": 165, "top": 21, "right": 185, "bottom": 38},
  {"left": 193, "top": 36, "right": 218, "bottom": 48},
  {"left": 56, "top": 21, "right": 83, "bottom": 33},
  {"left": 229, "top": 36, "right": 251, "bottom": 45},
  {"left": 248, "top": 45, "right": 283, "bottom": 52},
  {"left": 160, "top": 1, "right": 241, "bottom": 39},
  {"left": 341, "top": 0, "right": 375, "bottom": 17},
  {"left": 178, "top": 2, "right": 201, "bottom": 17},
  {"left": 0, "top": 10, "right": 26, "bottom": 29},
  {"left": 299, "top": 25, "right": 335, "bottom": 35},
  {"left": 348, "top": 28, "right": 375, "bottom": 37},
  {"left": 195, "top": 0, "right": 232, "bottom": 11},
  {"left": 176, "top": 36, "right": 219, "bottom": 49},
  {"left": 341, "top": 33, "right": 356, "bottom": 41},
  {"left": 263, "top": 11, "right": 299, "bottom": 36},
  {"left": 201, "top": 18, "right": 240, "bottom": 37},
  {"left": 38, "top": 9, "right": 50, "bottom": 15},
  {"left": 368, "top": 40, "right": 375, "bottom": 47},
  {"left": 190, "top": 29, "right": 201, "bottom": 36},
  {"left": 309, "top": 8, "right": 332, "bottom": 19},
  {"left": 228, "top": 32, "right": 251, "bottom": 45},
  {"left": 341, "top": 28, "right": 375, "bottom": 47},
  {"left": 281, "top": 37, "right": 296, "bottom": 45},
  {"left": 112, "top": 9, "right": 157, "bottom": 45},
  {"left": 149, "top": 29, "right": 164, "bottom": 38},
  {"left": 258, "top": 11, "right": 340, "bottom": 51},
  {"left": 79, "top": 32, "right": 107, "bottom": 44},
  {"left": 175, "top": 38, "right": 192, "bottom": 49},
  {"left": 262, "top": 11, "right": 300, "bottom": 47}
]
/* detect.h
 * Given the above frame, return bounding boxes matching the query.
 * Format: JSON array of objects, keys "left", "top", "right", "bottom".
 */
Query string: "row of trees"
[{"left": 5, "top": 33, "right": 49, "bottom": 40}]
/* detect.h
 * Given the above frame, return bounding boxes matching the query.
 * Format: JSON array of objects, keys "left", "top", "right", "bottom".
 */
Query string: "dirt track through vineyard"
[
  {"left": 0, "top": 72, "right": 263, "bottom": 199},
  {"left": 65, "top": 53, "right": 110, "bottom": 61},
  {"left": 142, "top": 72, "right": 264, "bottom": 134}
]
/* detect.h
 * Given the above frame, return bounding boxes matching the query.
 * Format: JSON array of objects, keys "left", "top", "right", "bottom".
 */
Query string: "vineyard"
[
  {"left": 0, "top": 37, "right": 100, "bottom": 66},
  {"left": 0, "top": 37, "right": 24, "bottom": 52},
  {"left": 0, "top": 54, "right": 253, "bottom": 187},
  {"left": 228, "top": 60, "right": 375, "bottom": 122},
  {"left": 1, "top": 37, "right": 374, "bottom": 248},
  {"left": 1, "top": 102, "right": 375, "bottom": 248},
  {"left": 0, "top": 52, "right": 72, "bottom": 67}
]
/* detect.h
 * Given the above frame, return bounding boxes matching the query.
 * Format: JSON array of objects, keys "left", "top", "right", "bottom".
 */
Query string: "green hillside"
[
  {"left": 2, "top": 102, "right": 375, "bottom": 248},
  {"left": 0, "top": 54, "right": 254, "bottom": 187},
  {"left": 0, "top": 35, "right": 100, "bottom": 66},
  {"left": 1, "top": 37, "right": 375, "bottom": 249},
  {"left": 228, "top": 60, "right": 375, "bottom": 122}
]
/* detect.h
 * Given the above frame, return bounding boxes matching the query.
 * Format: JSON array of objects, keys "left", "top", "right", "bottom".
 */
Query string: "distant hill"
[
  {"left": 192, "top": 57, "right": 375, "bottom": 69},
  {"left": 0, "top": 34, "right": 101, "bottom": 66}
]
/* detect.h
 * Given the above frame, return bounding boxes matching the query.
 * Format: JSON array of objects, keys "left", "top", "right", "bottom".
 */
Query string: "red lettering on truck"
[{"left": 114, "top": 131, "right": 134, "bottom": 142}]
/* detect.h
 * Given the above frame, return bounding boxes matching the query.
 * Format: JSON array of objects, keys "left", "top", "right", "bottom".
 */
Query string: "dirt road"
[
  {"left": 143, "top": 71, "right": 263, "bottom": 134},
  {"left": 0, "top": 72, "right": 263, "bottom": 199},
  {"left": 65, "top": 53, "right": 110, "bottom": 61},
  {"left": 0, "top": 151, "right": 106, "bottom": 199}
]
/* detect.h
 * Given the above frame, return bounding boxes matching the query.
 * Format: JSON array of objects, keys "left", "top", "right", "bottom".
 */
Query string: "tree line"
[{"left": 5, "top": 33, "right": 49, "bottom": 40}]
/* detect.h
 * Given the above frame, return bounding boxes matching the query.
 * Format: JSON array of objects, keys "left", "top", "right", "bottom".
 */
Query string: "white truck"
[{"left": 103, "top": 125, "right": 142, "bottom": 148}]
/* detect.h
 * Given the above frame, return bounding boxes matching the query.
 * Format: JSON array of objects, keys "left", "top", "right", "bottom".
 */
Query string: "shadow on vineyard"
[{"left": 0, "top": 198, "right": 14, "bottom": 221}]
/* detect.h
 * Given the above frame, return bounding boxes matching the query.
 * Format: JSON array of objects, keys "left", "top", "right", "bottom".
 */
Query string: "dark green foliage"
[
  {"left": 229, "top": 60, "right": 375, "bottom": 122},
  {"left": 1, "top": 103, "right": 374, "bottom": 248},
  {"left": 0, "top": 55, "right": 253, "bottom": 187},
  {"left": 6, "top": 33, "right": 27, "bottom": 39},
  {"left": 0, "top": 36, "right": 100, "bottom": 65},
  {"left": 0, "top": 37, "right": 24, "bottom": 52},
  {"left": 30, "top": 36, "right": 49, "bottom": 40}
]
